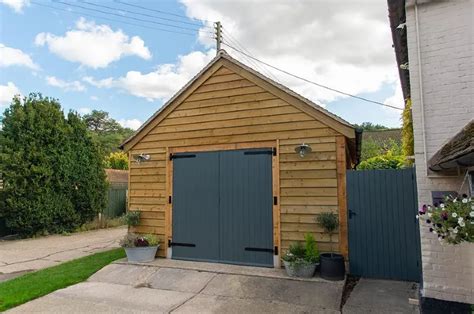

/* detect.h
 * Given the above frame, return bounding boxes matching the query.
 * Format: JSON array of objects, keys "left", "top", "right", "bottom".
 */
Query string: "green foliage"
[
  {"left": 0, "top": 248, "right": 125, "bottom": 311},
  {"left": 316, "top": 212, "right": 339, "bottom": 235},
  {"left": 104, "top": 151, "right": 129, "bottom": 170},
  {"left": 304, "top": 233, "right": 320, "bottom": 264},
  {"left": 124, "top": 211, "right": 141, "bottom": 227},
  {"left": 0, "top": 94, "right": 107, "bottom": 237},
  {"left": 354, "top": 122, "right": 389, "bottom": 131},
  {"left": 283, "top": 233, "right": 320, "bottom": 265},
  {"left": 361, "top": 138, "right": 402, "bottom": 161},
  {"left": 82, "top": 110, "right": 134, "bottom": 156},
  {"left": 358, "top": 151, "right": 405, "bottom": 170},
  {"left": 402, "top": 98, "right": 414, "bottom": 161},
  {"left": 144, "top": 233, "right": 159, "bottom": 246},
  {"left": 119, "top": 233, "right": 159, "bottom": 248},
  {"left": 419, "top": 196, "right": 473, "bottom": 245}
]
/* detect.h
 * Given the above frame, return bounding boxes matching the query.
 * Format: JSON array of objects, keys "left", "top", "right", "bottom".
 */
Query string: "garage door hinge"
[
  {"left": 274, "top": 246, "right": 278, "bottom": 255},
  {"left": 168, "top": 196, "right": 172, "bottom": 204},
  {"left": 273, "top": 196, "right": 278, "bottom": 205},
  {"left": 170, "top": 154, "right": 197, "bottom": 160},
  {"left": 272, "top": 147, "right": 277, "bottom": 156}
]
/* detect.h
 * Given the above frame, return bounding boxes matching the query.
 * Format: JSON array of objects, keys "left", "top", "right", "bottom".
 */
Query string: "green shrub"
[
  {"left": 304, "top": 233, "right": 320, "bottom": 264},
  {"left": 283, "top": 233, "right": 320, "bottom": 265},
  {"left": 358, "top": 151, "right": 405, "bottom": 170},
  {"left": 124, "top": 211, "right": 141, "bottom": 227},
  {"left": 119, "top": 233, "right": 159, "bottom": 248},
  {"left": 316, "top": 212, "right": 339, "bottom": 253},
  {"left": 0, "top": 94, "right": 107, "bottom": 237},
  {"left": 402, "top": 98, "right": 414, "bottom": 161},
  {"left": 104, "top": 151, "right": 129, "bottom": 170}
]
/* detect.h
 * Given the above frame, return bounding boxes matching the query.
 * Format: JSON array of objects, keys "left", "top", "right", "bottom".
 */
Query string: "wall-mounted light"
[
  {"left": 396, "top": 23, "right": 406, "bottom": 30},
  {"left": 132, "top": 153, "right": 151, "bottom": 163},
  {"left": 400, "top": 62, "right": 409, "bottom": 70},
  {"left": 294, "top": 143, "right": 312, "bottom": 158}
]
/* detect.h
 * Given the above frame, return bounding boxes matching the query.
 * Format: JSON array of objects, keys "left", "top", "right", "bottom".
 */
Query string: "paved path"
[
  {"left": 343, "top": 278, "right": 419, "bottom": 313},
  {"left": 0, "top": 227, "right": 127, "bottom": 281},
  {"left": 8, "top": 263, "right": 344, "bottom": 313}
]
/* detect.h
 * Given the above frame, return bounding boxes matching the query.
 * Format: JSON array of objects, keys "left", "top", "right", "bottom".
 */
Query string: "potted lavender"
[{"left": 120, "top": 233, "right": 160, "bottom": 262}]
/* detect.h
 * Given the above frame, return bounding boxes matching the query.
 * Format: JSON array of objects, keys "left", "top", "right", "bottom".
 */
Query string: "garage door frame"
[{"left": 165, "top": 141, "right": 281, "bottom": 267}]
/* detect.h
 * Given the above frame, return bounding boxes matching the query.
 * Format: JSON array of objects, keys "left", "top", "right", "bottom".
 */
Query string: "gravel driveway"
[{"left": 0, "top": 227, "right": 127, "bottom": 281}]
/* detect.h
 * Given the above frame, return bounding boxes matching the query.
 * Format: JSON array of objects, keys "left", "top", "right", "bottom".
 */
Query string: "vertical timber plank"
[
  {"left": 165, "top": 147, "right": 171, "bottom": 247},
  {"left": 273, "top": 139, "right": 281, "bottom": 265},
  {"left": 336, "top": 136, "right": 348, "bottom": 258}
]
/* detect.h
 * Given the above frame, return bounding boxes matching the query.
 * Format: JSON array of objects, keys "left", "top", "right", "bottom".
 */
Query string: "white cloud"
[
  {"left": 82, "top": 49, "right": 216, "bottom": 101},
  {"left": 181, "top": 0, "right": 400, "bottom": 107},
  {"left": 78, "top": 107, "right": 92, "bottom": 115},
  {"left": 118, "top": 118, "right": 142, "bottom": 130},
  {"left": 35, "top": 18, "right": 151, "bottom": 69},
  {"left": 384, "top": 83, "right": 405, "bottom": 110},
  {"left": 82, "top": 76, "right": 114, "bottom": 88},
  {"left": 0, "top": 0, "right": 29, "bottom": 13},
  {"left": 0, "top": 82, "right": 21, "bottom": 106},
  {"left": 46, "top": 76, "right": 86, "bottom": 92},
  {"left": 90, "top": 96, "right": 99, "bottom": 101},
  {"left": 0, "top": 44, "right": 39, "bottom": 70}
]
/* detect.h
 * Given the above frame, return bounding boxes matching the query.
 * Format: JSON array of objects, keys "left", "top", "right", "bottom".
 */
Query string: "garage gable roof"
[{"left": 121, "top": 50, "right": 356, "bottom": 151}]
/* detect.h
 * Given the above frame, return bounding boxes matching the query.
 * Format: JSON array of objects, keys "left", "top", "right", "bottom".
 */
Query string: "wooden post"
[
  {"left": 336, "top": 136, "right": 349, "bottom": 258},
  {"left": 215, "top": 21, "right": 222, "bottom": 52}
]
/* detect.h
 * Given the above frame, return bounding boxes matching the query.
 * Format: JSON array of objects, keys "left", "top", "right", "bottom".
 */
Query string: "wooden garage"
[{"left": 121, "top": 51, "right": 359, "bottom": 267}]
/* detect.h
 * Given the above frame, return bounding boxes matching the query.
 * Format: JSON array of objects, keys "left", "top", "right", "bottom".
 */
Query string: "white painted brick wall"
[{"left": 406, "top": 0, "right": 474, "bottom": 304}]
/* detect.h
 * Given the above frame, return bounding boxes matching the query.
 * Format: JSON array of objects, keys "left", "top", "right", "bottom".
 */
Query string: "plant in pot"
[
  {"left": 282, "top": 233, "right": 320, "bottom": 278},
  {"left": 124, "top": 210, "right": 141, "bottom": 228},
  {"left": 120, "top": 233, "right": 160, "bottom": 263},
  {"left": 316, "top": 212, "right": 345, "bottom": 281}
]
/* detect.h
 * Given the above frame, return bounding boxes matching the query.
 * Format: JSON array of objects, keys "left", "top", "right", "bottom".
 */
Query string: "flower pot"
[
  {"left": 283, "top": 260, "right": 318, "bottom": 278},
  {"left": 320, "top": 253, "right": 345, "bottom": 281},
  {"left": 124, "top": 245, "right": 159, "bottom": 263}
]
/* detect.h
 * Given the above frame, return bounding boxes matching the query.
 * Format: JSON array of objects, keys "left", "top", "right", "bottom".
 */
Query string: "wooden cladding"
[{"left": 127, "top": 65, "right": 348, "bottom": 258}]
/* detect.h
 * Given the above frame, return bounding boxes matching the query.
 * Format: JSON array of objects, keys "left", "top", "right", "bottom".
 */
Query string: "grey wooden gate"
[
  {"left": 104, "top": 184, "right": 127, "bottom": 218},
  {"left": 347, "top": 168, "right": 421, "bottom": 282},
  {"left": 172, "top": 148, "right": 273, "bottom": 267}
]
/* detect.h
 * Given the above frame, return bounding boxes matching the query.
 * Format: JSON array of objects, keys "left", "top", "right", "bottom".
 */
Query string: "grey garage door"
[{"left": 171, "top": 148, "right": 273, "bottom": 267}]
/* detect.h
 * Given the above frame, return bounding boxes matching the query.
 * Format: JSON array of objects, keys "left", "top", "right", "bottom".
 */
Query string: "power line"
[
  {"left": 222, "top": 29, "right": 279, "bottom": 82},
  {"left": 114, "top": 0, "right": 213, "bottom": 24},
  {"left": 53, "top": 0, "right": 213, "bottom": 34},
  {"left": 222, "top": 42, "right": 403, "bottom": 111},
  {"left": 31, "top": 1, "right": 209, "bottom": 37},
  {"left": 80, "top": 0, "right": 211, "bottom": 29}
]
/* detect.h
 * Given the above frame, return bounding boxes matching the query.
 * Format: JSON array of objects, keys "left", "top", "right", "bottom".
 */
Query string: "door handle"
[{"left": 348, "top": 210, "right": 357, "bottom": 219}]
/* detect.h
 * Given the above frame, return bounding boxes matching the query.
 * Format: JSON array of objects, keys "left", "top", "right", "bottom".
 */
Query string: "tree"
[
  {"left": 104, "top": 151, "right": 129, "bottom": 170},
  {"left": 354, "top": 122, "right": 389, "bottom": 131},
  {"left": 82, "top": 110, "right": 134, "bottom": 155},
  {"left": 0, "top": 94, "right": 107, "bottom": 236},
  {"left": 66, "top": 112, "right": 108, "bottom": 223}
]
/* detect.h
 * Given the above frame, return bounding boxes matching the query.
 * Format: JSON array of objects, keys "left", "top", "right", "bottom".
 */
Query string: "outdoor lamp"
[
  {"left": 132, "top": 153, "right": 151, "bottom": 163},
  {"left": 295, "top": 143, "right": 312, "bottom": 158}
]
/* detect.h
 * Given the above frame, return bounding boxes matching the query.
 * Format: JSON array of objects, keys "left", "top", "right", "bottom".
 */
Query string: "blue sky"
[{"left": 0, "top": 0, "right": 404, "bottom": 129}]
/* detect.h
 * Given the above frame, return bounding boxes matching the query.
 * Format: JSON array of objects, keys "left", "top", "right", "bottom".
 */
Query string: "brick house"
[{"left": 389, "top": 0, "right": 473, "bottom": 310}]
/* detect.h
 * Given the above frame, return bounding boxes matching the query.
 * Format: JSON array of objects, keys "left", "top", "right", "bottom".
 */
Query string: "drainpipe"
[{"left": 414, "top": 0, "right": 428, "bottom": 176}]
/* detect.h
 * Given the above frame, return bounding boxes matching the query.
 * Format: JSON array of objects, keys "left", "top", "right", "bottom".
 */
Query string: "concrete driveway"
[
  {"left": 0, "top": 227, "right": 127, "bottom": 281},
  {"left": 8, "top": 262, "right": 344, "bottom": 313}
]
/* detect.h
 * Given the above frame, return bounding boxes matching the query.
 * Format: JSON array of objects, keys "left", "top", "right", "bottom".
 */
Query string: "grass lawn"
[{"left": 0, "top": 248, "right": 125, "bottom": 311}]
